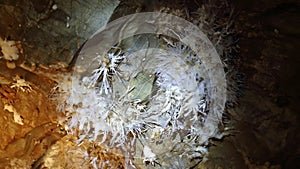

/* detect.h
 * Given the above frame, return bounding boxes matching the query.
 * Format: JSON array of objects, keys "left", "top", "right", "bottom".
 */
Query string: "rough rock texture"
[
  {"left": 0, "top": 61, "right": 65, "bottom": 168},
  {"left": 203, "top": 1, "right": 300, "bottom": 168},
  {"left": 0, "top": 0, "right": 299, "bottom": 168},
  {"left": 0, "top": 0, "right": 119, "bottom": 65}
]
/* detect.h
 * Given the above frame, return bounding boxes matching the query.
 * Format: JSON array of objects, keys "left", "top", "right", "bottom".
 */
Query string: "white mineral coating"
[{"left": 0, "top": 37, "right": 19, "bottom": 61}]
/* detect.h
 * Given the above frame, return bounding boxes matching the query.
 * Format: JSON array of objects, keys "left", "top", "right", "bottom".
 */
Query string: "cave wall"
[
  {"left": 0, "top": 0, "right": 119, "bottom": 64},
  {"left": 0, "top": 0, "right": 299, "bottom": 168}
]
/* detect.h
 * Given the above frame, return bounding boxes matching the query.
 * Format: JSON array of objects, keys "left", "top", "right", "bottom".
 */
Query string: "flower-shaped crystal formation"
[{"left": 86, "top": 52, "right": 125, "bottom": 95}]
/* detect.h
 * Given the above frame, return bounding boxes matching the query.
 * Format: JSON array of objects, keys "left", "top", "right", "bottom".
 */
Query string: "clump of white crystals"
[
  {"left": 51, "top": 10, "right": 233, "bottom": 167},
  {"left": 53, "top": 39, "right": 211, "bottom": 151},
  {"left": 51, "top": 35, "right": 222, "bottom": 169},
  {"left": 49, "top": 0, "right": 240, "bottom": 166}
]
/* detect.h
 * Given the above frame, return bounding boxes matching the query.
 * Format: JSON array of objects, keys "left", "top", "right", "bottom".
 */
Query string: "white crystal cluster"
[
  {"left": 50, "top": 6, "right": 238, "bottom": 166},
  {"left": 53, "top": 38, "right": 211, "bottom": 151}
]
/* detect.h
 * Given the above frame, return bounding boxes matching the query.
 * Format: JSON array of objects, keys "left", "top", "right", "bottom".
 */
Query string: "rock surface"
[{"left": 0, "top": 0, "right": 299, "bottom": 168}]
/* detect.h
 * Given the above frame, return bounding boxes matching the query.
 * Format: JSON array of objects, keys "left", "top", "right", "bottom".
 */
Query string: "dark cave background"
[{"left": 0, "top": 0, "right": 299, "bottom": 168}]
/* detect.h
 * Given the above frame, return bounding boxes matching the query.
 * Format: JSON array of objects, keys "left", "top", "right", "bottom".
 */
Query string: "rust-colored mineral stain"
[{"left": 0, "top": 60, "right": 65, "bottom": 168}]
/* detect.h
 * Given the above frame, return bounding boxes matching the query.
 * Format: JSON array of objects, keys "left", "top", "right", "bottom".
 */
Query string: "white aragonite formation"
[{"left": 53, "top": 11, "right": 230, "bottom": 168}]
